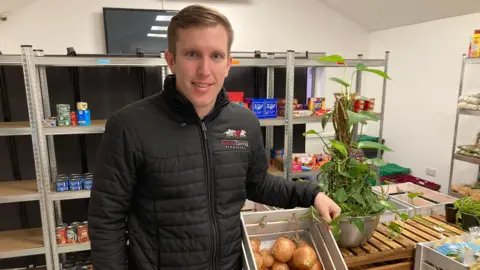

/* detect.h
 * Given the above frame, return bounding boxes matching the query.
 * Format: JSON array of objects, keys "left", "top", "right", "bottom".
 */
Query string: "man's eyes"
[{"left": 185, "top": 51, "right": 224, "bottom": 60}]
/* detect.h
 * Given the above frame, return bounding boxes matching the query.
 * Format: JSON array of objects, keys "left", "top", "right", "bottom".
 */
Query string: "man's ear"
[
  {"left": 165, "top": 50, "right": 176, "bottom": 74},
  {"left": 225, "top": 54, "right": 233, "bottom": 77}
]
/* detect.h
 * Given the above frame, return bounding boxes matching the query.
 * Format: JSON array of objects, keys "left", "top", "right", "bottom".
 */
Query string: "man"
[{"left": 88, "top": 4, "right": 340, "bottom": 270}]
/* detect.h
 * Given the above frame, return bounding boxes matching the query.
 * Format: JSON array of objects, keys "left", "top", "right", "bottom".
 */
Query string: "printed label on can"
[
  {"left": 66, "top": 226, "right": 77, "bottom": 244},
  {"left": 77, "top": 225, "right": 89, "bottom": 243},
  {"left": 56, "top": 180, "right": 69, "bottom": 192},
  {"left": 56, "top": 226, "right": 67, "bottom": 245}
]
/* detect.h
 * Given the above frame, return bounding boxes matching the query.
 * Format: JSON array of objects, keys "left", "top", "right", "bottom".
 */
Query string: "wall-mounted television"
[{"left": 103, "top": 7, "right": 178, "bottom": 55}]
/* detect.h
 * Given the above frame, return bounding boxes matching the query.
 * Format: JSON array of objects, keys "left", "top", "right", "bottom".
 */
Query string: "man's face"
[{"left": 166, "top": 25, "right": 232, "bottom": 114}]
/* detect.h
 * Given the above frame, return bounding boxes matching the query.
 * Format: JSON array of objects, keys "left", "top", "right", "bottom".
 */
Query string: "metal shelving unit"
[
  {"left": 0, "top": 53, "right": 53, "bottom": 269},
  {"left": 448, "top": 55, "right": 480, "bottom": 197},
  {"left": 8, "top": 46, "right": 389, "bottom": 270}
]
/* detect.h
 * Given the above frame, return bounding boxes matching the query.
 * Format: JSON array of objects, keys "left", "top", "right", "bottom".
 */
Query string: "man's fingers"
[
  {"left": 318, "top": 205, "right": 332, "bottom": 224},
  {"left": 331, "top": 205, "right": 341, "bottom": 219}
]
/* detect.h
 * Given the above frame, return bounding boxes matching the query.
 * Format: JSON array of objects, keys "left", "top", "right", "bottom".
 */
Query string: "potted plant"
[
  {"left": 303, "top": 55, "right": 408, "bottom": 248},
  {"left": 454, "top": 197, "right": 480, "bottom": 231}
]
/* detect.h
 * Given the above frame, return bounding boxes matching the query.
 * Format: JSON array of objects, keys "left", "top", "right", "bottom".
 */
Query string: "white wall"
[
  {"left": 367, "top": 13, "right": 480, "bottom": 193},
  {"left": 0, "top": 0, "right": 370, "bottom": 152},
  {"left": 0, "top": 0, "right": 368, "bottom": 55}
]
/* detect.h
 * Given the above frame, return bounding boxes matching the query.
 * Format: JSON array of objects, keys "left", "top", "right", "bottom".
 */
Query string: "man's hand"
[{"left": 313, "top": 192, "right": 341, "bottom": 224}]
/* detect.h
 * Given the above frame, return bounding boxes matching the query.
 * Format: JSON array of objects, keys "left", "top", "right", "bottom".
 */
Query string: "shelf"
[
  {"left": 42, "top": 120, "right": 106, "bottom": 135},
  {"left": 454, "top": 153, "right": 480, "bottom": 165},
  {"left": 0, "top": 55, "right": 22, "bottom": 66},
  {"left": 57, "top": 242, "right": 91, "bottom": 253},
  {"left": 0, "top": 121, "right": 31, "bottom": 136},
  {"left": 448, "top": 190, "right": 466, "bottom": 199},
  {"left": 459, "top": 109, "right": 480, "bottom": 116},
  {"left": 34, "top": 56, "right": 385, "bottom": 68},
  {"left": 268, "top": 165, "right": 321, "bottom": 178},
  {"left": 0, "top": 180, "right": 39, "bottom": 203},
  {"left": 50, "top": 190, "right": 91, "bottom": 201},
  {"left": 0, "top": 228, "right": 45, "bottom": 259}
]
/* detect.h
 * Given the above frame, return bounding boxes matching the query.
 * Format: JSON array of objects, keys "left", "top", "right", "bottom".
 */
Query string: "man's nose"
[{"left": 197, "top": 57, "right": 211, "bottom": 76}]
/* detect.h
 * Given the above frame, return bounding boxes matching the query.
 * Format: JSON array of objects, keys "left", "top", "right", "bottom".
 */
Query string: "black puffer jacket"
[{"left": 88, "top": 75, "right": 321, "bottom": 270}]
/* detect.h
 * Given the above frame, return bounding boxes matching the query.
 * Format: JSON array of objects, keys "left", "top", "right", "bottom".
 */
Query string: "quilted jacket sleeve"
[
  {"left": 88, "top": 114, "right": 139, "bottom": 270},
  {"left": 246, "top": 120, "right": 320, "bottom": 209}
]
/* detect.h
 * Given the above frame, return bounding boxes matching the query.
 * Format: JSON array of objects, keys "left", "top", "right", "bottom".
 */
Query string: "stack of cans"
[
  {"left": 56, "top": 104, "right": 71, "bottom": 126},
  {"left": 55, "top": 173, "right": 94, "bottom": 192}
]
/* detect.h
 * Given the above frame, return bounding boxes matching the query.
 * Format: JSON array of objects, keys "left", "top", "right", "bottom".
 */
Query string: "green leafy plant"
[
  {"left": 453, "top": 197, "right": 480, "bottom": 225},
  {"left": 303, "top": 54, "right": 406, "bottom": 239}
]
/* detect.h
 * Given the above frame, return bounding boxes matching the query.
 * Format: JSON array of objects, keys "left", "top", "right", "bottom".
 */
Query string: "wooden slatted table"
[{"left": 341, "top": 214, "right": 464, "bottom": 270}]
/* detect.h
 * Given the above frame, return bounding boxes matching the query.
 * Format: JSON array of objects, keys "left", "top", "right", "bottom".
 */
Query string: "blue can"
[
  {"left": 83, "top": 177, "right": 93, "bottom": 190},
  {"left": 69, "top": 178, "right": 82, "bottom": 191},
  {"left": 77, "top": 109, "right": 91, "bottom": 126},
  {"left": 71, "top": 174, "right": 84, "bottom": 188},
  {"left": 56, "top": 179, "right": 69, "bottom": 192}
]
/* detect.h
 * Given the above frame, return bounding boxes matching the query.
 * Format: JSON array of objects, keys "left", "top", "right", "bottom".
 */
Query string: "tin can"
[
  {"left": 71, "top": 221, "right": 80, "bottom": 227},
  {"left": 66, "top": 226, "right": 77, "bottom": 244},
  {"left": 69, "top": 178, "right": 82, "bottom": 191},
  {"left": 71, "top": 174, "right": 84, "bottom": 188},
  {"left": 77, "top": 109, "right": 91, "bottom": 126},
  {"left": 56, "top": 179, "right": 69, "bottom": 192},
  {"left": 56, "top": 104, "right": 70, "bottom": 114},
  {"left": 83, "top": 177, "right": 93, "bottom": 190},
  {"left": 77, "top": 224, "right": 89, "bottom": 243},
  {"left": 77, "top": 102, "right": 88, "bottom": 111},
  {"left": 55, "top": 226, "right": 67, "bottom": 245},
  {"left": 71, "top": 111, "right": 77, "bottom": 125}
]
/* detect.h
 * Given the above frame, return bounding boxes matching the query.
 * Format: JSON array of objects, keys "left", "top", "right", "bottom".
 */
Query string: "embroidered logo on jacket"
[{"left": 221, "top": 129, "right": 248, "bottom": 149}]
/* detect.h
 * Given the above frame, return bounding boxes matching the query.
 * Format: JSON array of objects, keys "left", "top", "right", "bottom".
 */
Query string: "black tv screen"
[{"left": 103, "top": 7, "right": 178, "bottom": 55}]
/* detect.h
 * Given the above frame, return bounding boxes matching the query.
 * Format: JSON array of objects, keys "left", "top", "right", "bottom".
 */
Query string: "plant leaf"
[
  {"left": 353, "top": 193, "right": 365, "bottom": 206},
  {"left": 349, "top": 158, "right": 359, "bottom": 166},
  {"left": 333, "top": 188, "right": 348, "bottom": 203},
  {"left": 321, "top": 113, "right": 331, "bottom": 130},
  {"left": 340, "top": 171, "right": 353, "bottom": 179},
  {"left": 388, "top": 222, "right": 402, "bottom": 234},
  {"left": 379, "top": 200, "right": 396, "bottom": 210},
  {"left": 358, "top": 111, "right": 379, "bottom": 121},
  {"left": 330, "top": 139, "right": 348, "bottom": 157},
  {"left": 372, "top": 203, "right": 385, "bottom": 212},
  {"left": 352, "top": 218, "right": 365, "bottom": 233},
  {"left": 329, "top": 214, "right": 343, "bottom": 226},
  {"left": 399, "top": 213, "right": 409, "bottom": 221},
  {"left": 329, "top": 77, "right": 350, "bottom": 87},
  {"left": 317, "top": 54, "right": 345, "bottom": 64},
  {"left": 368, "top": 158, "right": 388, "bottom": 167},
  {"left": 303, "top": 129, "right": 320, "bottom": 137},
  {"left": 358, "top": 141, "right": 392, "bottom": 151},
  {"left": 331, "top": 224, "right": 342, "bottom": 239},
  {"left": 320, "top": 161, "right": 335, "bottom": 171},
  {"left": 356, "top": 64, "right": 392, "bottom": 80},
  {"left": 347, "top": 110, "right": 369, "bottom": 127},
  {"left": 408, "top": 192, "right": 424, "bottom": 199}
]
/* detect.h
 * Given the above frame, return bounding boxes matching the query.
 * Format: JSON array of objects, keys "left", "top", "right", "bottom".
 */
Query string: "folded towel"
[{"left": 459, "top": 96, "right": 480, "bottom": 105}]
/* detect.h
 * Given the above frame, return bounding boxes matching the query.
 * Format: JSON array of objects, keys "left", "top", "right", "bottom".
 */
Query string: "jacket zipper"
[{"left": 200, "top": 121, "right": 219, "bottom": 270}]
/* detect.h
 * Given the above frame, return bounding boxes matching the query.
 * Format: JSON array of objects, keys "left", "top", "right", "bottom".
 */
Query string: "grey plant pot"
[{"left": 337, "top": 215, "right": 380, "bottom": 248}]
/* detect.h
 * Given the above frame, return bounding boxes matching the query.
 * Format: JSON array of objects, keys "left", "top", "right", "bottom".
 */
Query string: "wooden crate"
[{"left": 341, "top": 215, "right": 464, "bottom": 270}]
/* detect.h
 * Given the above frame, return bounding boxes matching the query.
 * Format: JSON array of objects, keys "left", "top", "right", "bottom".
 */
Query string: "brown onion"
[
  {"left": 250, "top": 238, "right": 261, "bottom": 253},
  {"left": 254, "top": 252, "right": 263, "bottom": 269},
  {"left": 272, "top": 261, "right": 290, "bottom": 270},
  {"left": 292, "top": 243, "right": 317, "bottom": 269},
  {"left": 272, "top": 237, "right": 296, "bottom": 262},
  {"left": 260, "top": 248, "right": 275, "bottom": 268},
  {"left": 307, "top": 260, "right": 322, "bottom": 270}
]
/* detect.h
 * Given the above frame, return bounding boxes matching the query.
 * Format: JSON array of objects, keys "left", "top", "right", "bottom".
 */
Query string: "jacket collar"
[{"left": 161, "top": 75, "right": 230, "bottom": 124}]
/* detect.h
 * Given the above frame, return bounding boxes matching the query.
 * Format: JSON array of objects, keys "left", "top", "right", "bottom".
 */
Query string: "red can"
[
  {"left": 55, "top": 226, "right": 67, "bottom": 245},
  {"left": 66, "top": 226, "right": 77, "bottom": 244},
  {"left": 77, "top": 224, "right": 89, "bottom": 243},
  {"left": 71, "top": 111, "right": 78, "bottom": 125}
]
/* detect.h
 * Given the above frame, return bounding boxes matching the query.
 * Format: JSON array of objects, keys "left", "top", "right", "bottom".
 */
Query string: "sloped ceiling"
[{"left": 320, "top": 0, "right": 480, "bottom": 31}]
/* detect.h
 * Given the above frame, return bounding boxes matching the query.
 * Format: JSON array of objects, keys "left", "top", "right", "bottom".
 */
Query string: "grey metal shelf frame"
[
  {"left": 15, "top": 46, "right": 389, "bottom": 270},
  {"left": 0, "top": 51, "right": 53, "bottom": 269},
  {"left": 448, "top": 54, "right": 480, "bottom": 198}
]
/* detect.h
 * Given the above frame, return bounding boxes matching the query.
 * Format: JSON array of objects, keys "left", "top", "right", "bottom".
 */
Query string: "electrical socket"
[{"left": 426, "top": 168, "right": 436, "bottom": 177}]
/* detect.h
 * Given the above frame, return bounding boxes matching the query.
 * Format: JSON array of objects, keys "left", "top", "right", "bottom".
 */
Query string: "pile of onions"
[{"left": 250, "top": 237, "right": 322, "bottom": 270}]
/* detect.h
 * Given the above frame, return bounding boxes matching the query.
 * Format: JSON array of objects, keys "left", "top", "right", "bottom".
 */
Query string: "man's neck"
[{"left": 195, "top": 104, "right": 214, "bottom": 120}]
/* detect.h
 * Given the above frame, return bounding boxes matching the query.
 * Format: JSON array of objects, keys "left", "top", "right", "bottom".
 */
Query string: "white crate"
[
  {"left": 241, "top": 208, "right": 347, "bottom": 270},
  {"left": 415, "top": 234, "right": 477, "bottom": 270},
  {"left": 373, "top": 183, "right": 457, "bottom": 216}
]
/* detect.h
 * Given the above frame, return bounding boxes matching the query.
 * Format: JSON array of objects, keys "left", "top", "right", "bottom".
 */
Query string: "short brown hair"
[{"left": 167, "top": 5, "right": 234, "bottom": 55}]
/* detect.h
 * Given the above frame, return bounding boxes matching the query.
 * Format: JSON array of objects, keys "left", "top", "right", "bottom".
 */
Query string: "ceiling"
[
  {"left": 0, "top": 0, "right": 35, "bottom": 14},
  {"left": 319, "top": 0, "right": 480, "bottom": 31}
]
